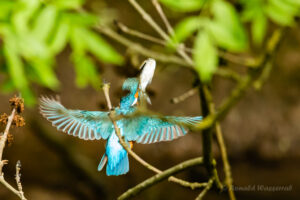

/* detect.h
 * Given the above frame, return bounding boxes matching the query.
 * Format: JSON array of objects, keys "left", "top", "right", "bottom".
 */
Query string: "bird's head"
[
  {"left": 120, "top": 78, "right": 139, "bottom": 108},
  {"left": 120, "top": 58, "right": 156, "bottom": 109}
]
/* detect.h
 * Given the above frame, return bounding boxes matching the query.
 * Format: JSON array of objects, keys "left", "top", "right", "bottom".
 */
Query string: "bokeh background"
[{"left": 0, "top": 0, "right": 299, "bottom": 200}]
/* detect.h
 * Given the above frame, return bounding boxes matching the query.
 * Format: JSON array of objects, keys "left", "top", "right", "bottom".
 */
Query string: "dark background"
[{"left": 0, "top": 1, "right": 299, "bottom": 199}]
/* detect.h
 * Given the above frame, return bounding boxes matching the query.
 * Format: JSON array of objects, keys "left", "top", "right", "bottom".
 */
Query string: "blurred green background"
[{"left": 0, "top": 0, "right": 299, "bottom": 199}]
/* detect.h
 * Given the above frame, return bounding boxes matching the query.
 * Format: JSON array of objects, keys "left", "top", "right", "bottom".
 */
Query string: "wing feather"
[
  {"left": 40, "top": 96, "right": 113, "bottom": 140},
  {"left": 125, "top": 115, "right": 202, "bottom": 144}
]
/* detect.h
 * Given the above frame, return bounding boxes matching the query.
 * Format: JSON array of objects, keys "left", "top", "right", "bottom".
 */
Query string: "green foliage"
[
  {"left": 241, "top": 0, "right": 300, "bottom": 45},
  {"left": 159, "top": 0, "right": 206, "bottom": 12},
  {"left": 162, "top": 0, "right": 300, "bottom": 82},
  {"left": 0, "top": 0, "right": 123, "bottom": 105},
  {"left": 193, "top": 30, "right": 218, "bottom": 82}
]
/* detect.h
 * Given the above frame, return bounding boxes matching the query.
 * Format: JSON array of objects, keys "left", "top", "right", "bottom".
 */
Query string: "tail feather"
[
  {"left": 98, "top": 154, "right": 107, "bottom": 171},
  {"left": 106, "top": 153, "right": 129, "bottom": 176}
]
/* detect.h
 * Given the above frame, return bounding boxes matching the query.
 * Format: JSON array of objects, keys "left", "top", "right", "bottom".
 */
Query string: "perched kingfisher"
[{"left": 40, "top": 58, "right": 202, "bottom": 176}]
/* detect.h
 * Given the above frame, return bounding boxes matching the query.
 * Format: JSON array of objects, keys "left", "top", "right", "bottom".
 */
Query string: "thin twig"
[
  {"left": 114, "top": 22, "right": 242, "bottom": 82},
  {"left": 115, "top": 21, "right": 166, "bottom": 46},
  {"left": 204, "top": 87, "right": 236, "bottom": 200},
  {"left": 215, "top": 67, "right": 242, "bottom": 82},
  {"left": 118, "top": 157, "right": 206, "bottom": 200},
  {"left": 15, "top": 161, "right": 26, "bottom": 200},
  {"left": 195, "top": 178, "right": 214, "bottom": 200},
  {"left": 0, "top": 109, "right": 16, "bottom": 171},
  {"left": 151, "top": 0, "right": 174, "bottom": 36},
  {"left": 98, "top": 26, "right": 191, "bottom": 67},
  {"left": 215, "top": 123, "right": 235, "bottom": 200},
  {"left": 0, "top": 176, "right": 24, "bottom": 199},
  {"left": 0, "top": 104, "right": 27, "bottom": 200},
  {"left": 171, "top": 87, "right": 198, "bottom": 104},
  {"left": 128, "top": 0, "right": 170, "bottom": 41},
  {"left": 128, "top": 0, "right": 193, "bottom": 64},
  {"left": 102, "top": 84, "right": 207, "bottom": 190}
]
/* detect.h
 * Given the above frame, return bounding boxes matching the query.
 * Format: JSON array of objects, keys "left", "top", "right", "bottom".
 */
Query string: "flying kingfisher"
[{"left": 39, "top": 58, "right": 202, "bottom": 176}]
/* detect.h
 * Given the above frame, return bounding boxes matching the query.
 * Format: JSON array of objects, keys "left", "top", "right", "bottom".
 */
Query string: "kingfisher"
[{"left": 39, "top": 58, "right": 202, "bottom": 176}]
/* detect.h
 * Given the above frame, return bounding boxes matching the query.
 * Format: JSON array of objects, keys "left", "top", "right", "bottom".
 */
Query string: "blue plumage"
[{"left": 39, "top": 59, "right": 202, "bottom": 176}]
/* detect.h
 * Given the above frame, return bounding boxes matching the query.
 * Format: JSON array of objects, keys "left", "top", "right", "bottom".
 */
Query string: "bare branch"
[
  {"left": 0, "top": 97, "right": 27, "bottom": 200},
  {"left": 151, "top": 0, "right": 174, "bottom": 36},
  {"left": 115, "top": 21, "right": 166, "bottom": 46},
  {"left": 195, "top": 178, "right": 214, "bottom": 200},
  {"left": 215, "top": 123, "right": 235, "bottom": 200},
  {"left": 171, "top": 87, "right": 198, "bottom": 104},
  {"left": 128, "top": 0, "right": 170, "bottom": 41},
  {"left": 0, "top": 109, "right": 16, "bottom": 170},
  {"left": 15, "top": 161, "right": 26, "bottom": 200},
  {"left": 98, "top": 26, "right": 191, "bottom": 67},
  {"left": 118, "top": 157, "right": 205, "bottom": 200}
]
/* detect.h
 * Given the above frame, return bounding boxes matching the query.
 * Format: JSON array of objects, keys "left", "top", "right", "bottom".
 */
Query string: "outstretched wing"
[
  {"left": 39, "top": 97, "right": 113, "bottom": 140},
  {"left": 123, "top": 115, "right": 202, "bottom": 144}
]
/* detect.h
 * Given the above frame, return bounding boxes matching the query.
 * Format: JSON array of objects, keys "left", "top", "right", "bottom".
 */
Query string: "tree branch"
[
  {"left": 128, "top": 0, "right": 170, "bottom": 41},
  {"left": 0, "top": 97, "right": 27, "bottom": 200},
  {"left": 118, "top": 157, "right": 205, "bottom": 200},
  {"left": 195, "top": 178, "right": 214, "bottom": 200},
  {"left": 15, "top": 161, "right": 26, "bottom": 200},
  {"left": 171, "top": 87, "right": 198, "bottom": 104},
  {"left": 98, "top": 26, "right": 191, "bottom": 67},
  {"left": 151, "top": 0, "right": 174, "bottom": 36}
]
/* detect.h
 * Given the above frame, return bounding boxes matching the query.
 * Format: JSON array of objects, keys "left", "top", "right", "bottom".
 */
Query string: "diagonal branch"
[
  {"left": 97, "top": 26, "right": 191, "bottom": 67},
  {"left": 195, "top": 178, "right": 214, "bottom": 200},
  {"left": 151, "top": 0, "right": 174, "bottom": 36},
  {"left": 128, "top": 0, "right": 170, "bottom": 41},
  {"left": 118, "top": 157, "right": 205, "bottom": 200}
]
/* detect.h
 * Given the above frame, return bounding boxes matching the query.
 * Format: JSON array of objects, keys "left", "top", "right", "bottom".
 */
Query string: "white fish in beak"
[{"left": 139, "top": 58, "right": 156, "bottom": 105}]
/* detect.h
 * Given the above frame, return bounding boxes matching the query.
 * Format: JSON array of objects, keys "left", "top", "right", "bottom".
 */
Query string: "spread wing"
[
  {"left": 39, "top": 97, "right": 113, "bottom": 140},
  {"left": 123, "top": 115, "right": 202, "bottom": 144}
]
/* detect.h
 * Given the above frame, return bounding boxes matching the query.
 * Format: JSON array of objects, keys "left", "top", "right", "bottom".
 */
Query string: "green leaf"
[
  {"left": 69, "top": 26, "right": 86, "bottom": 54},
  {"left": 285, "top": 0, "right": 300, "bottom": 6},
  {"left": 269, "top": 0, "right": 298, "bottom": 15},
  {"left": 62, "top": 12, "right": 98, "bottom": 27},
  {"left": 0, "top": 0, "right": 14, "bottom": 20},
  {"left": 48, "top": 20, "right": 70, "bottom": 54},
  {"left": 172, "top": 16, "right": 205, "bottom": 44},
  {"left": 12, "top": 0, "right": 40, "bottom": 34},
  {"left": 252, "top": 13, "right": 267, "bottom": 45},
  {"left": 79, "top": 28, "right": 124, "bottom": 65},
  {"left": 210, "top": 0, "right": 248, "bottom": 51},
  {"left": 72, "top": 55, "right": 101, "bottom": 89},
  {"left": 18, "top": 34, "right": 50, "bottom": 59},
  {"left": 266, "top": 0, "right": 296, "bottom": 25},
  {"left": 3, "top": 37, "right": 28, "bottom": 91},
  {"left": 52, "top": 0, "right": 85, "bottom": 10},
  {"left": 193, "top": 30, "right": 218, "bottom": 82},
  {"left": 32, "top": 5, "right": 58, "bottom": 41},
  {"left": 159, "top": 0, "right": 205, "bottom": 12}
]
